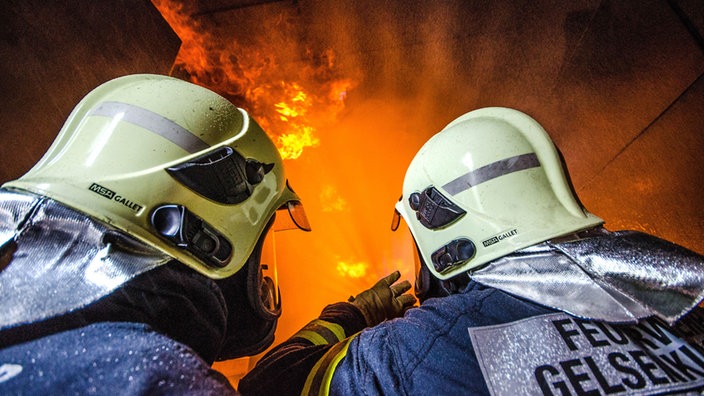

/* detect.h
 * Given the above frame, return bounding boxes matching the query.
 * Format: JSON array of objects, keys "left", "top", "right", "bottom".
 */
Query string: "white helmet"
[
  {"left": 393, "top": 107, "right": 603, "bottom": 281},
  {"left": 4, "top": 74, "right": 310, "bottom": 279}
]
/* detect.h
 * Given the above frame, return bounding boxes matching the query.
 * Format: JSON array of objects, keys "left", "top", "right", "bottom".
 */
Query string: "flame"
[
  {"left": 336, "top": 260, "right": 369, "bottom": 278},
  {"left": 277, "top": 126, "right": 319, "bottom": 160},
  {"left": 272, "top": 82, "right": 320, "bottom": 159},
  {"left": 274, "top": 83, "right": 309, "bottom": 120},
  {"left": 151, "top": 0, "right": 354, "bottom": 159}
]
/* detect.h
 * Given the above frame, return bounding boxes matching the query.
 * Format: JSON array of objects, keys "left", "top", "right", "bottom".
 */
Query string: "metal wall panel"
[
  {"left": 0, "top": 0, "right": 181, "bottom": 183},
  {"left": 581, "top": 75, "right": 704, "bottom": 253}
]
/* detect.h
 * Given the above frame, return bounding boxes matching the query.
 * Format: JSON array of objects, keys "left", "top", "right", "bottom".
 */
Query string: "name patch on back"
[{"left": 468, "top": 312, "right": 704, "bottom": 395}]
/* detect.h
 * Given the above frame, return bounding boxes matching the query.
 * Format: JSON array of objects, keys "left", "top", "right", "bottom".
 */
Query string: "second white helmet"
[{"left": 393, "top": 107, "right": 603, "bottom": 280}]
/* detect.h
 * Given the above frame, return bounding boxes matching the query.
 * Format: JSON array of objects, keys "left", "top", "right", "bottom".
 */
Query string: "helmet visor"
[
  {"left": 273, "top": 200, "right": 311, "bottom": 232},
  {"left": 258, "top": 227, "right": 281, "bottom": 314}
]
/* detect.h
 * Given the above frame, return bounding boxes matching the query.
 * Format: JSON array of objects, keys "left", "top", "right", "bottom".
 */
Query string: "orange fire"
[{"left": 151, "top": 0, "right": 353, "bottom": 160}]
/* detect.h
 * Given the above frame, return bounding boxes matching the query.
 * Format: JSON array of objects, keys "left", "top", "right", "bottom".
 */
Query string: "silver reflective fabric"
[
  {"left": 0, "top": 190, "right": 171, "bottom": 330},
  {"left": 469, "top": 312, "right": 704, "bottom": 396},
  {"left": 472, "top": 228, "right": 704, "bottom": 325}
]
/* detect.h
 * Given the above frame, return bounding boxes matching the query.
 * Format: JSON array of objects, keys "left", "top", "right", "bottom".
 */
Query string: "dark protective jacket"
[
  {"left": 0, "top": 322, "right": 236, "bottom": 395},
  {"left": 240, "top": 230, "right": 704, "bottom": 396},
  {"left": 242, "top": 283, "right": 704, "bottom": 395},
  {"left": 0, "top": 189, "right": 277, "bottom": 394},
  {"left": 0, "top": 263, "right": 239, "bottom": 394}
]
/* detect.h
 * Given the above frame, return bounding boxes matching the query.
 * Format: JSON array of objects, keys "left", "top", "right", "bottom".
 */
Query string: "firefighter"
[
  {"left": 0, "top": 74, "right": 310, "bottom": 394},
  {"left": 239, "top": 107, "right": 704, "bottom": 395}
]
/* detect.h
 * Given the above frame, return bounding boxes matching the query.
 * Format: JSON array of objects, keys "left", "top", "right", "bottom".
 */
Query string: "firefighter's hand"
[{"left": 349, "top": 270, "right": 417, "bottom": 327}]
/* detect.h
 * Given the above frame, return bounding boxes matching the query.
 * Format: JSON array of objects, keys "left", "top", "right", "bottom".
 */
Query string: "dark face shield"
[
  {"left": 215, "top": 215, "right": 279, "bottom": 360},
  {"left": 391, "top": 196, "right": 402, "bottom": 232},
  {"left": 274, "top": 199, "right": 311, "bottom": 232},
  {"left": 215, "top": 200, "right": 310, "bottom": 360},
  {"left": 254, "top": 198, "right": 310, "bottom": 313},
  {"left": 391, "top": 201, "right": 432, "bottom": 301},
  {"left": 255, "top": 219, "right": 282, "bottom": 317}
]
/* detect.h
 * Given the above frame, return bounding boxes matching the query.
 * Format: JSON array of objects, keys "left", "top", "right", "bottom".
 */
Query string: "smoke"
[{"left": 152, "top": 0, "right": 355, "bottom": 159}]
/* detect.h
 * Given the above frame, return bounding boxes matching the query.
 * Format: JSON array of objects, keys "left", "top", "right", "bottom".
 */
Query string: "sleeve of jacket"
[{"left": 238, "top": 302, "right": 367, "bottom": 396}]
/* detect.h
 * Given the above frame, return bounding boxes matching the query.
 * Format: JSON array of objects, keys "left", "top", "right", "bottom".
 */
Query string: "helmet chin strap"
[{"left": 414, "top": 243, "right": 470, "bottom": 303}]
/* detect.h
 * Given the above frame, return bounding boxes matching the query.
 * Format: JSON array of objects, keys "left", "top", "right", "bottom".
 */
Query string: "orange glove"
[{"left": 349, "top": 270, "right": 417, "bottom": 327}]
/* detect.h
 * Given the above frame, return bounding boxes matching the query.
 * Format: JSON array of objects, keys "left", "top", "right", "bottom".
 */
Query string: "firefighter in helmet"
[
  {"left": 239, "top": 107, "right": 704, "bottom": 395},
  {"left": 0, "top": 74, "right": 310, "bottom": 394}
]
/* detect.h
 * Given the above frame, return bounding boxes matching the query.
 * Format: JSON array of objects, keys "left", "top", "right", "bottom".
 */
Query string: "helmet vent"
[
  {"left": 151, "top": 204, "right": 232, "bottom": 268},
  {"left": 167, "top": 146, "right": 273, "bottom": 204},
  {"left": 431, "top": 238, "right": 476, "bottom": 273},
  {"left": 409, "top": 187, "right": 466, "bottom": 230}
]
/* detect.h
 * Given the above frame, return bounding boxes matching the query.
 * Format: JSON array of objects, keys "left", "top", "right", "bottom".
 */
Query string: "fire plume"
[
  {"left": 151, "top": 0, "right": 354, "bottom": 159},
  {"left": 273, "top": 83, "right": 320, "bottom": 159}
]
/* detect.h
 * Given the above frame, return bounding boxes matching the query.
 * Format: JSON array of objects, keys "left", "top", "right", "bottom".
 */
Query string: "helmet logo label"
[
  {"left": 89, "top": 183, "right": 143, "bottom": 213},
  {"left": 482, "top": 229, "right": 518, "bottom": 247}
]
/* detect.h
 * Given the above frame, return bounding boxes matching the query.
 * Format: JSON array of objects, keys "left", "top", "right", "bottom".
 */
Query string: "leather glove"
[{"left": 348, "top": 270, "right": 417, "bottom": 327}]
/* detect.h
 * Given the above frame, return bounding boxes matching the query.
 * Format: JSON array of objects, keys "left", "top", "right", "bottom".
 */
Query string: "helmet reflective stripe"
[
  {"left": 89, "top": 101, "right": 209, "bottom": 153},
  {"left": 292, "top": 319, "right": 346, "bottom": 346},
  {"left": 443, "top": 153, "right": 540, "bottom": 196},
  {"left": 302, "top": 334, "right": 357, "bottom": 396}
]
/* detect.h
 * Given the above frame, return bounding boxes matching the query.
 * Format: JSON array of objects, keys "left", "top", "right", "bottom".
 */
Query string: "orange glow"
[
  {"left": 320, "top": 185, "right": 347, "bottom": 212},
  {"left": 336, "top": 260, "right": 369, "bottom": 278}
]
